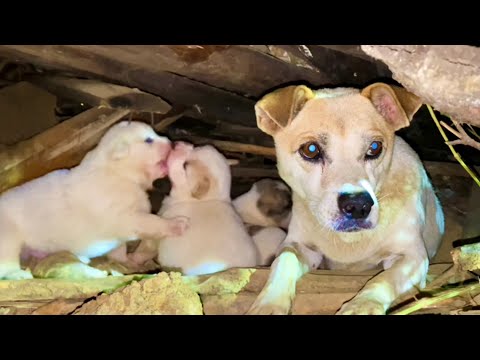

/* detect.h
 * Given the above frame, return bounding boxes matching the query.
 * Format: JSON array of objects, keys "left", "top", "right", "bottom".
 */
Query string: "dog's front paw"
[
  {"left": 336, "top": 297, "right": 386, "bottom": 315},
  {"left": 166, "top": 216, "right": 190, "bottom": 237},
  {"left": 247, "top": 302, "right": 290, "bottom": 315},
  {"left": 246, "top": 291, "right": 292, "bottom": 315}
]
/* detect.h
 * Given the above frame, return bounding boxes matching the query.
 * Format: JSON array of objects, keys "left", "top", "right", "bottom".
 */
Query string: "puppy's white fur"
[
  {"left": 156, "top": 143, "right": 260, "bottom": 276},
  {"left": 0, "top": 121, "right": 188, "bottom": 280},
  {"left": 247, "top": 83, "right": 445, "bottom": 315}
]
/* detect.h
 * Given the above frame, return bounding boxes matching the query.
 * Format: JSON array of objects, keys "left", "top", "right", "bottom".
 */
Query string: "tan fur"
[
  {"left": 247, "top": 83, "right": 444, "bottom": 315},
  {"left": 233, "top": 179, "right": 292, "bottom": 266},
  {"left": 156, "top": 142, "right": 260, "bottom": 276},
  {"left": 0, "top": 121, "right": 189, "bottom": 280},
  {"left": 233, "top": 179, "right": 292, "bottom": 229}
]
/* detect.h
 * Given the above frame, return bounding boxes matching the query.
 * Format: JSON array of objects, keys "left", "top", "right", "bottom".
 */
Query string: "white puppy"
[
  {"left": 0, "top": 121, "right": 189, "bottom": 280},
  {"left": 156, "top": 142, "right": 260, "bottom": 276},
  {"left": 233, "top": 179, "right": 293, "bottom": 266}
]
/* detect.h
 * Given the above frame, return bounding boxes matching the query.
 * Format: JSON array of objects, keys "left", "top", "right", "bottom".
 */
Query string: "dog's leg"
[
  {"left": 336, "top": 246, "right": 429, "bottom": 315},
  {"left": 133, "top": 213, "right": 190, "bottom": 240},
  {"left": 246, "top": 243, "right": 321, "bottom": 315}
]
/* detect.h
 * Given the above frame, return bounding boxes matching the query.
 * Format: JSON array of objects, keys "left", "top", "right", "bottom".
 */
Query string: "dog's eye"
[
  {"left": 299, "top": 141, "right": 322, "bottom": 162},
  {"left": 145, "top": 137, "right": 154, "bottom": 144},
  {"left": 365, "top": 141, "right": 383, "bottom": 159}
]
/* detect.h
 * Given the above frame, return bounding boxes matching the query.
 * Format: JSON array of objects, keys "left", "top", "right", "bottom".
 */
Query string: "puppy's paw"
[
  {"left": 336, "top": 297, "right": 386, "bottom": 315},
  {"left": 3, "top": 269, "right": 34, "bottom": 280},
  {"left": 166, "top": 216, "right": 190, "bottom": 237}
]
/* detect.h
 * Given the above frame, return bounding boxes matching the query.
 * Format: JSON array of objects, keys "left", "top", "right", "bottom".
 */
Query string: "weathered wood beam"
[
  {"left": 26, "top": 75, "right": 172, "bottom": 114},
  {"left": 60, "top": 45, "right": 334, "bottom": 97},
  {"left": 299, "top": 45, "right": 392, "bottom": 83},
  {"left": 316, "top": 45, "right": 378, "bottom": 62},
  {"left": 0, "top": 107, "right": 129, "bottom": 194},
  {"left": 361, "top": 45, "right": 480, "bottom": 127},
  {"left": 0, "top": 45, "right": 257, "bottom": 127},
  {"left": 170, "top": 136, "right": 277, "bottom": 158},
  {"left": 231, "top": 166, "right": 280, "bottom": 179}
]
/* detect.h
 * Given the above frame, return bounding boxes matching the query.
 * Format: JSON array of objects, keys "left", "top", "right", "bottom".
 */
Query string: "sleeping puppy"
[
  {"left": 156, "top": 142, "right": 260, "bottom": 276},
  {"left": 0, "top": 121, "right": 189, "bottom": 280},
  {"left": 233, "top": 178, "right": 292, "bottom": 229},
  {"left": 247, "top": 83, "right": 444, "bottom": 315},
  {"left": 233, "top": 179, "right": 293, "bottom": 266}
]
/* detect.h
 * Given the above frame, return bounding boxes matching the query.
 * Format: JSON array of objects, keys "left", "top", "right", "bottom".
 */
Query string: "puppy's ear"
[
  {"left": 110, "top": 141, "right": 130, "bottom": 160},
  {"left": 186, "top": 160, "right": 213, "bottom": 199},
  {"left": 255, "top": 85, "right": 315, "bottom": 136},
  {"left": 191, "top": 175, "right": 211, "bottom": 199},
  {"left": 361, "top": 83, "right": 423, "bottom": 131}
]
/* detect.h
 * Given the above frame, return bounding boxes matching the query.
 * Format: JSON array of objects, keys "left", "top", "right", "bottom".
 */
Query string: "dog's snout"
[{"left": 338, "top": 192, "right": 374, "bottom": 220}]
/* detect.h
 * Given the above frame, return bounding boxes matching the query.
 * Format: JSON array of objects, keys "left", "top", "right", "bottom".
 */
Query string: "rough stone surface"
[
  {"left": 74, "top": 272, "right": 203, "bottom": 315},
  {"left": 362, "top": 45, "right": 480, "bottom": 127}
]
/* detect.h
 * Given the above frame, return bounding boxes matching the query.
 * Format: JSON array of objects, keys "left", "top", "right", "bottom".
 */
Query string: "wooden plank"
[
  {"left": 61, "top": 45, "right": 334, "bottom": 98},
  {"left": 0, "top": 264, "right": 451, "bottom": 315},
  {"left": 171, "top": 136, "right": 277, "bottom": 158},
  {"left": 26, "top": 75, "right": 172, "bottom": 114},
  {"left": 0, "top": 107, "right": 130, "bottom": 194},
  {"left": 0, "top": 45, "right": 257, "bottom": 127}
]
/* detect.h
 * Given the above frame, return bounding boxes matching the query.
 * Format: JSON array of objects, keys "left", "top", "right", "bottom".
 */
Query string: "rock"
[{"left": 73, "top": 272, "right": 203, "bottom": 315}]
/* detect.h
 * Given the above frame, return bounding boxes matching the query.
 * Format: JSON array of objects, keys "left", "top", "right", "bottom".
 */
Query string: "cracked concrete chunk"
[{"left": 74, "top": 272, "right": 203, "bottom": 315}]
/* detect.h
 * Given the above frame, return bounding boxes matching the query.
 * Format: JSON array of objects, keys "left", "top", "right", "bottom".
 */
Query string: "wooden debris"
[
  {"left": 32, "top": 298, "right": 85, "bottom": 315},
  {"left": 174, "top": 136, "right": 277, "bottom": 158},
  {"left": 0, "top": 264, "right": 452, "bottom": 315},
  {"left": 0, "top": 45, "right": 259, "bottom": 127},
  {"left": 451, "top": 241, "right": 480, "bottom": 271},
  {"left": 390, "top": 282, "right": 480, "bottom": 315},
  {"left": 0, "top": 81, "right": 57, "bottom": 145},
  {"left": 361, "top": 45, "right": 480, "bottom": 127},
  {"left": 0, "top": 107, "right": 129, "bottom": 193},
  {"left": 27, "top": 75, "right": 172, "bottom": 114}
]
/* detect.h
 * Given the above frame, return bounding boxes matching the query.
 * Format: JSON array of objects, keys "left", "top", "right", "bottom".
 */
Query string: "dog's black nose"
[{"left": 338, "top": 192, "right": 374, "bottom": 220}]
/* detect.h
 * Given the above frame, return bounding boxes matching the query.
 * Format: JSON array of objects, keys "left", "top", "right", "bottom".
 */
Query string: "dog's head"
[
  {"left": 255, "top": 83, "right": 422, "bottom": 234},
  {"left": 84, "top": 121, "right": 172, "bottom": 189},
  {"left": 166, "top": 142, "right": 232, "bottom": 201}
]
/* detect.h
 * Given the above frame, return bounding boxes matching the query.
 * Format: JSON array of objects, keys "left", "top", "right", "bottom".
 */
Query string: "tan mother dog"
[
  {"left": 0, "top": 121, "right": 188, "bottom": 280},
  {"left": 247, "top": 83, "right": 445, "bottom": 315}
]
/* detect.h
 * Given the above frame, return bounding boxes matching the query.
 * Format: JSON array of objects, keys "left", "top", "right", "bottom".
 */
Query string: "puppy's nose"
[{"left": 338, "top": 192, "right": 374, "bottom": 220}]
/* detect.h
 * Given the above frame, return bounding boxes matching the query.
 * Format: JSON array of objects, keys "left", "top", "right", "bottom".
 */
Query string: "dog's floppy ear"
[
  {"left": 361, "top": 83, "right": 423, "bottom": 131},
  {"left": 255, "top": 85, "right": 315, "bottom": 136},
  {"left": 109, "top": 140, "right": 130, "bottom": 160}
]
